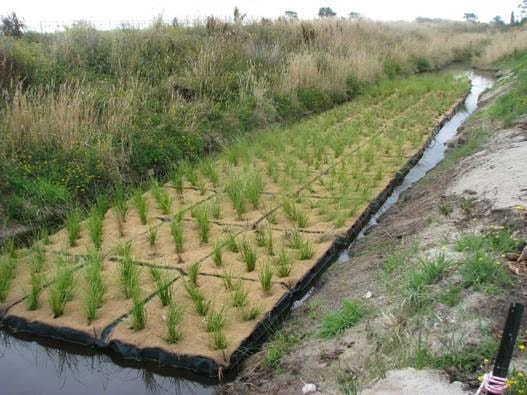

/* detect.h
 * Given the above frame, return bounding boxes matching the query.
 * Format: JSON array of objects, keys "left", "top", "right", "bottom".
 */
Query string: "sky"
[{"left": 1, "top": 0, "right": 523, "bottom": 31}]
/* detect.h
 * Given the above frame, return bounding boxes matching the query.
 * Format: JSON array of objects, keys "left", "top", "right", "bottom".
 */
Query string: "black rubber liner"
[{"left": 0, "top": 95, "right": 467, "bottom": 378}]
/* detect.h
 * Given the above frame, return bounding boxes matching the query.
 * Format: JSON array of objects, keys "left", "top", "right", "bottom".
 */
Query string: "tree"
[
  {"left": 521, "top": 0, "right": 527, "bottom": 21},
  {"left": 349, "top": 12, "right": 361, "bottom": 20},
  {"left": 492, "top": 15, "right": 505, "bottom": 26},
  {"left": 0, "top": 12, "right": 25, "bottom": 38},
  {"left": 511, "top": 11, "right": 516, "bottom": 24},
  {"left": 463, "top": 13, "right": 478, "bottom": 23},
  {"left": 318, "top": 7, "right": 336, "bottom": 18},
  {"left": 285, "top": 10, "right": 298, "bottom": 20}
]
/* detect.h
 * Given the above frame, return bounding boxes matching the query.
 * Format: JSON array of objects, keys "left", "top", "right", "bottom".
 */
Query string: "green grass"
[
  {"left": 151, "top": 181, "right": 173, "bottom": 215},
  {"left": 205, "top": 308, "right": 226, "bottom": 332},
  {"left": 263, "top": 331, "right": 300, "bottom": 370},
  {"left": 225, "top": 231, "right": 239, "bottom": 253},
  {"left": 200, "top": 159, "right": 219, "bottom": 187},
  {"left": 282, "top": 199, "right": 308, "bottom": 228},
  {"left": 48, "top": 256, "right": 75, "bottom": 318},
  {"left": 185, "top": 282, "right": 210, "bottom": 316},
  {"left": 195, "top": 207, "right": 210, "bottom": 244},
  {"left": 258, "top": 262, "right": 273, "bottom": 293},
  {"left": 0, "top": 255, "right": 16, "bottom": 302},
  {"left": 276, "top": 249, "right": 292, "bottom": 277},
  {"left": 26, "top": 271, "right": 45, "bottom": 310},
  {"left": 212, "top": 242, "right": 223, "bottom": 267},
  {"left": 461, "top": 251, "right": 512, "bottom": 292},
  {"left": 319, "top": 299, "right": 366, "bottom": 338},
  {"left": 188, "top": 262, "right": 200, "bottom": 285},
  {"left": 114, "top": 199, "right": 128, "bottom": 237},
  {"left": 298, "top": 238, "right": 315, "bottom": 260},
  {"left": 210, "top": 329, "right": 228, "bottom": 350},
  {"left": 119, "top": 250, "right": 140, "bottom": 299},
  {"left": 170, "top": 218, "right": 184, "bottom": 253},
  {"left": 383, "top": 253, "right": 406, "bottom": 273},
  {"left": 171, "top": 168, "right": 184, "bottom": 194},
  {"left": 150, "top": 267, "right": 172, "bottom": 306},
  {"left": 403, "top": 254, "right": 449, "bottom": 308},
  {"left": 166, "top": 303, "right": 184, "bottom": 343},
  {"left": 231, "top": 281, "right": 248, "bottom": 307},
  {"left": 239, "top": 239, "right": 257, "bottom": 272},
  {"left": 255, "top": 225, "right": 274, "bottom": 255},
  {"left": 226, "top": 174, "right": 246, "bottom": 219},
  {"left": 65, "top": 209, "right": 82, "bottom": 247},
  {"left": 147, "top": 226, "right": 158, "bottom": 249},
  {"left": 240, "top": 306, "right": 261, "bottom": 321},
  {"left": 84, "top": 250, "right": 105, "bottom": 323},
  {"left": 30, "top": 246, "right": 46, "bottom": 273},
  {"left": 245, "top": 170, "right": 263, "bottom": 208},
  {"left": 88, "top": 210, "right": 103, "bottom": 250},
  {"left": 440, "top": 284, "right": 462, "bottom": 307},
  {"left": 133, "top": 191, "right": 148, "bottom": 225},
  {"left": 130, "top": 290, "right": 147, "bottom": 331}
]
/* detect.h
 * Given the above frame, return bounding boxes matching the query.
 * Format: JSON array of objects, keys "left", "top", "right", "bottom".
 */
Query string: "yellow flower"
[
  {"left": 518, "top": 372, "right": 525, "bottom": 377},
  {"left": 519, "top": 344, "right": 525, "bottom": 351},
  {"left": 478, "top": 375, "right": 484, "bottom": 382}
]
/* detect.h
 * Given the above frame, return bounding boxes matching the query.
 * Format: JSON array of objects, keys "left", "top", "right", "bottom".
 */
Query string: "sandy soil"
[{"left": 217, "top": 81, "right": 527, "bottom": 394}]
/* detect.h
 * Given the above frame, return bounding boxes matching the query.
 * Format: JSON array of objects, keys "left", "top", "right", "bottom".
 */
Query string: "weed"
[
  {"left": 319, "top": 299, "right": 366, "bottom": 338},
  {"left": 239, "top": 239, "right": 257, "bottom": 272},
  {"left": 438, "top": 202, "right": 453, "bottom": 217},
  {"left": 259, "top": 263, "right": 273, "bottom": 293},
  {"left": 486, "top": 228, "right": 518, "bottom": 253},
  {"left": 231, "top": 281, "right": 248, "bottom": 307},
  {"left": 48, "top": 257, "right": 75, "bottom": 318},
  {"left": 240, "top": 306, "right": 261, "bottom": 321},
  {"left": 133, "top": 191, "right": 148, "bottom": 225},
  {"left": 130, "top": 290, "right": 147, "bottom": 331},
  {"left": 84, "top": 250, "right": 105, "bottom": 323},
  {"left": 65, "top": 209, "right": 82, "bottom": 247},
  {"left": 276, "top": 249, "right": 292, "bottom": 277},
  {"left": 170, "top": 219, "right": 184, "bottom": 253},
  {"left": 459, "top": 196, "right": 475, "bottom": 214},
  {"left": 403, "top": 254, "right": 449, "bottom": 308},
  {"left": 455, "top": 233, "right": 487, "bottom": 253},
  {"left": 383, "top": 253, "right": 406, "bottom": 273},
  {"left": 441, "top": 285, "right": 462, "bottom": 307},
  {"left": 39, "top": 228, "right": 51, "bottom": 245},
  {"left": 210, "top": 329, "right": 228, "bottom": 350},
  {"left": 205, "top": 308, "right": 226, "bottom": 332},
  {"left": 461, "top": 251, "right": 512, "bottom": 291},
  {"left": 212, "top": 242, "right": 223, "bottom": 267},
  {"left": 263, "top": 332, "right": 299, "bottom": 370},
  {"left": 150, "top": 267, "right": 172, "bottom": 306},
  {"left": 188, "top": 262, "right": 200, "bottom": 285},
  {"left": 338, "top": 371, "right": 360, "bottom": 395},
  {"left": 166, "top": 303, "right": 184, "bottom": 343}
]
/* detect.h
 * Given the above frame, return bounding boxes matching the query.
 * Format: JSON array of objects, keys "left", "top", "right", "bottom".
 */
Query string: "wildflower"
[
  {"left": 478, "top": 374, "right": 484, "bottom": 382},
  {"left": 519, "top": 344, "right": 525, "bottom": 351}
]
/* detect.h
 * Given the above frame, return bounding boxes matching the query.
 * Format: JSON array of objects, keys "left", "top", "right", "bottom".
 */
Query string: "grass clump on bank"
[{"left": 319, "top": 299, "right": 366, "bottom": 338}]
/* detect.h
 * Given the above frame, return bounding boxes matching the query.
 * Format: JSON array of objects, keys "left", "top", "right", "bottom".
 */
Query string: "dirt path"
[{"left": 218, "top": 76, "right": 527, "bottom": 394}]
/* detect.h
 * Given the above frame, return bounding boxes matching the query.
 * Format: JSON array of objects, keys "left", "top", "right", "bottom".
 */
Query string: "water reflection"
[{"left": 0, "top": 330, "right": 213, "bottom": 394}]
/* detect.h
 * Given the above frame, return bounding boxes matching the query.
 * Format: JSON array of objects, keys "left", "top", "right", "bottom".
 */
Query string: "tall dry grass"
[{"left": 477, "top": 28, "right": 527, "bottom": 65}]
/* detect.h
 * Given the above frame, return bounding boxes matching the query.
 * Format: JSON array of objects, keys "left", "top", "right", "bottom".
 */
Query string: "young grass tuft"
[
  {"left": 31, "top": 246, "right": 46, "bottom": 273},
  {"left": 48, "top": 256, "right": 75, "bottom": 318},
  {"left": 239, "top": 239, "right": 257, "bottom": 272},
  {"left": 130, "top": 290, "right": 147, "bottom": 331},
  {"left": 298, "top": 238, "right": 315, "bottom": 260},
  {"left": 256, "top": 225, "right": 274, "bottom": 255},
  {"left": 166, "top": 303, "right": 184, "bottom": 343},
  {"left": 26, "top": 271, "right": 45, "bottom": 310},
  {"left": 226, "top": 174, "right": 246, "bottom": 219},
  {"left": 133, "top": 191, "right": 148, "bottom": 225},
  {"left": 84, "top": 250, "right": 105, "bottom": 323},
  {"left": 225, "top": 231, "right": 239, "bottom": 253},
  {"left": 231, "top": 281, "right": 248, "bottom": 307},
  {"left": 276, "top": 248, "right": 292, "bottom": 277},
  {"left": 147, "top": 226, "right": 158, "bottom": 250},
  {"left": 119, "top": 250, "right": 139, "bottom": 299},
  {"left": 65, "top": 209, "right": 82, "bottom": 247},
  {"left": 39, "top": 228, "right": 51, "bottom": 245},
  {"left": 240, "top": 306, "right": 261, "bottom": 321},
  {"left": 246, "top": 170, "right": 263, "bottom": 209},
  {"left": 258, "top": 263, "right": 273, "bottom": 293},
  {"left": 212, "top": 242, "right": 223, "bottom": 267},
  {"left": 170, "top": 218, "right": 184, "bottom": 253},
  {"left": 150, "top": 267, "right": 172, "bottom": 306},
  {"left": 210, "top": 329, "right": 228, "bottom": 350},
  {"left": 223, "top": 270, "right": 234, "bottom": 290},
  {"left": 184, "top": 282, "right": 210, "bottom": 316},
  {"left": 0, "top": 255, "right": 16, "bottom": 302},
  {"left": 195, "top": 207, "right": 210, "bottom": 244},
  {"left": 200, "top": 159, "right": 219, "bottom": 187},
  {"left": 205, "top": 308, "right": 227, "bottom": 332},
  {"left": 88, "top": 210, "right": 103, "bottom": 250},
  {"left": 208, "top": 197, "right": 221, "bottom": 220},
  {"left": 319, "top": 299, "right": 366, "bottom": 338},
  {"left": 282, "top": 199, "right": 308, "bottom": 228},
  {"left": 172, "top": 169, "right": 184, "bottom": 194},
  {"left": 151, "top": 182, "right": 173, "bottom": 215},
  {"left": 188, "top": 262, "right": 200, "bottom": 286},
  {"left": 114, "top": 200, "right": 128, "bottom": 237}
]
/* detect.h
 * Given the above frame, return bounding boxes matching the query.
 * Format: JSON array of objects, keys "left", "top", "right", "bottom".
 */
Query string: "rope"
[{"left": 475, "top": 373, "right": 508, "bottom": 395}]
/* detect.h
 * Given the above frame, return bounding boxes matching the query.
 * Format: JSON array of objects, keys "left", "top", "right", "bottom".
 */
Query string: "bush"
[
  {"left": 296, "top": 88, "right": 332, "bottom": 113},
  {"left": 383, "top": 59, "right": 403, "bottom": 79},
  {"left": 415, "top": 57, "right": 432, "bottom": 72}
]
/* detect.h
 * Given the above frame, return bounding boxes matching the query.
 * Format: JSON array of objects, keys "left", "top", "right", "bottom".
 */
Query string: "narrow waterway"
[{"left": 0, "top": 71, "right": 493, "bottom": 394}]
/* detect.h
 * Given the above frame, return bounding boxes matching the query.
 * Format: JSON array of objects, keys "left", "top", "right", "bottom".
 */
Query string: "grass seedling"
[
  {"left": 231, "top": 281, "right": 248, "bottom": 307},
  {"left": 172, "top": 168, "right": 184, "bottom": 194},
  {"left": 152, "top": 183, "right": 173, "bottom": 215},
  {"left": 200, "top": 159, "right": 219, "bottom": 187},
  {"left": 114, "top": 200, "right": 128, "bottom": 237},
  {"left": 225, "top": 231, "right": 239, "bottom": 253},
  {"left": 197, "top": 178, "right": 208, "bottom": 195},
  {"left": 239, "top": 240, "right": 257, "bottom": 272},
  {"left": 226, "top": 174, "right": 245, "bottom": 219},
  {"left": 298, "top": 238, "right": 315, "bottom": 260},
  {"left": 88, "top": 210, "right": 103, "bottom": 250},
  {"left": 147, "top": 226, "right": 158, "bottom": 250},
  {"left": 65, "top": 209, "right": 82, "bottom": 247},
  {"left": 133, "top": 191, "right": 148, "bottom": 225},
  {"left": 188, "top": 262, "right": 200, "bottom": 286},
  {"left": 240, "top": 306, "right": 261, "bottom": 321},
  {"left": 26, "top": 271, "right": 45, "bottom": 310},
  {"left": 210, "top": 329, "right": 228, "bottom": 350},
  {"left": 209, "top": 197, "right": 221, "bottom": 220},
  {"left": 84, "top": 250, "right": 105, "bottom": 323},
  {"left": 31, "top": 246, "right": 46, "bottom": 273},
  {"left": 150, "top": 267, "right": 172, "bottom": 306},
  {"left": 130, "top": 290, "right": 147, "bottom": 331},
  {"left": 170, "top": 218, "right": 184, "bottom": 253},
  {"left": 185, "top": 282, "right": 210, "bottom": 316},
  {"left": 182, "top": 162, "right": 199, "bottom": 187},
  {"left": 0, "top": 255, "right": 16, "bottom": 302},
  {"left": 39, "top": 228, "right": 50, "bottom": 245},
  {"left": 246, "top": 170, "right": 263, "bottom": 208},
  {"left": 255, "top": 225, "right": 274, "bottom": 255},
  {"left": 319, "top": 299, "right": 366, "bottom": 339},
  {"left": 119, "top": 252, "right": 139, "bottom": 299},
  {"left": 205, "top": 308, "right": 226, "bottom": 332},
  {"left": 461, "top": 251, "right": 512, "bottom": 291},
  {"left": 166, "top": 303, "right": 183, "bottom": 343},
  {"left": 212, "top": 242, "right": 223, "bottom": 267},
  {"left": 282, "top": 199, "right": 308, "bottom": 228},
  {"left": 259, "top": 263, "right": 273, "bottom": 293},
  {"left": 195, "top": 208, "right": 210, "bottom": 244},
  {"left": 223, "top": 270, "right": 234, "bottom": 290},
  {"left": 2, "top": 239, "right": 16, "bottom": 259},
  {"left": 276, "top": 249, "right": 292, "bottom": 277},
  {"left": 48, "top": 257, "right": 75, "bottom": 318}
]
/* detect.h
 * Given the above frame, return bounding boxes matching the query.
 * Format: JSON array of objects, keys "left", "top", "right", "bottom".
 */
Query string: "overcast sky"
[{"left": 1, "top": 0, "right": 522, "bottom": 31}]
